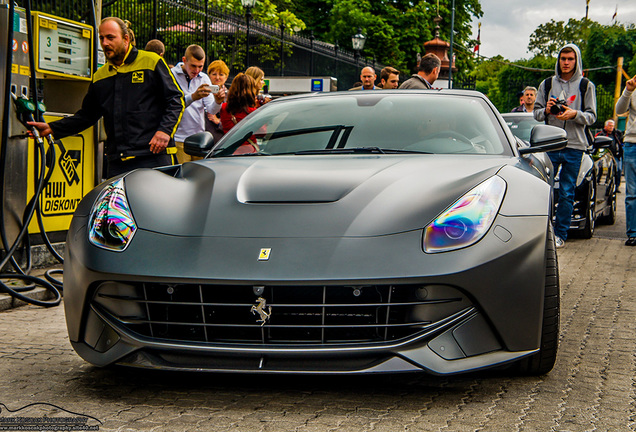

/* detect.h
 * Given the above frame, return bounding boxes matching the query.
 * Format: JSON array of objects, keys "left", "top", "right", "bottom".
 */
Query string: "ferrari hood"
[{"left": 124, "top": 155, "right": 511, "bottom": 238}]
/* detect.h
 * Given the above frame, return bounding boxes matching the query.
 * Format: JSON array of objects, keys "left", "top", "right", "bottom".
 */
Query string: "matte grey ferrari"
[{"left": 64, "top": 90, "right": 567, "bottom": 376}]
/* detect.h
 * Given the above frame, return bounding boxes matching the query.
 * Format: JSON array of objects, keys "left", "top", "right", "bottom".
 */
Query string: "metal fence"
[{"left": 31, "top": 0, "right": 388, "bottom": 90}]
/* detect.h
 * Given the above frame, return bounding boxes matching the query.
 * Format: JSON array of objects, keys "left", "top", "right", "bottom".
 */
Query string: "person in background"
[
  {"left": 219, "top": 73, "right": 259, "bottom": 154},
  {"left": 245, "top": 66, "right": 271, "bottom": 105},
  {"left": 615, "top": 73, "right": 636, "bottom": 246},
  {"left": 399, "top": 53, "right": 440, "bottom": 89},
  {"left": 534, "top": 44, "right": 597, "bottom": 249},
  {"left": 171, "top": 44, "right": 224, "bottom": 163},
  {"left": 206, "top": 60, "right": 230, "bottom": 141},
  {"left": 512, "top": 86, "right": 537, "bottom": 112},
  {"left": 512, "top": 90, "right": 524, "bottom": 111},
  {"left": 28, "top": 17, "right": 184, "bottom": 178},
  {"left": 144, "top": 39, "right": 165, "bottom": 57},
  {"left": 349, "top": 66, "right": 378, "bottom": 90},
  {"left": 595, "top": 119, "right": 623, "bottom": 191},
  {"left": 379, "top": 66, "right": 400, "bottom": 89}
]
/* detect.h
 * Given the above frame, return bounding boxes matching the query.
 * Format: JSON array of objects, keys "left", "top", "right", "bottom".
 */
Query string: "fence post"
[
  {"left": 280, "top": 22, "right": 285, "bottom": 76},
  {"left": 310, "top": 31, "right": 315, "bottom": 76},
  {"left": 204, "top": 0, "right": 208, "bottom": 60},
  {"left": 152, "top": 0, "right": 158, "bottom": 39},
  {"left": 334, "top": 41, "right": 339, "bottom": 82}
]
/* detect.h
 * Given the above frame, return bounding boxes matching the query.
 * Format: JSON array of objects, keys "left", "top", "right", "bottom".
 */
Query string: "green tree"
[
  {"left": 528, "top": 18, "right": 591, "bottom": 57},
  {"left": 584, "top": 23, "right": 636, "bottom": 88},
  {"left": 269, "top": 0, "right": 483, "bottom": 79}
]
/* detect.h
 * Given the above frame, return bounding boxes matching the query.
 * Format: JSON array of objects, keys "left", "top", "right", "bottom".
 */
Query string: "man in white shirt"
[{"left": 171, "top": 44, "right": 225, "bottom": 163}]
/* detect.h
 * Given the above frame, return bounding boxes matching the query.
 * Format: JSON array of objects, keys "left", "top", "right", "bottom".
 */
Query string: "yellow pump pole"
[{"left": 614, "top": 57, "right": 624, "bottom": 121}]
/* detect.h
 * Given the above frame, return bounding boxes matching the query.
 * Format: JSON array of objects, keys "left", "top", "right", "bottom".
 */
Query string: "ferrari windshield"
[{"left": 212, "top": 92, "right": 510, "bottom": 157}]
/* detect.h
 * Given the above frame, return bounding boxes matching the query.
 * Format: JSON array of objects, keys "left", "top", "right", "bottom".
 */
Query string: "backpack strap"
[{"left": 579, "top": 77, "right": 588, "bottom": 112}]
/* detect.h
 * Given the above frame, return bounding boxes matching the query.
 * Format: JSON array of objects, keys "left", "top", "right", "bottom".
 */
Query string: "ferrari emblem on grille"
[
  {"left": 258, "top": 248, "right": 271, "bottom": 261},
  {"left": 251, "top": 297, "right": 272, "bottom": 326}
]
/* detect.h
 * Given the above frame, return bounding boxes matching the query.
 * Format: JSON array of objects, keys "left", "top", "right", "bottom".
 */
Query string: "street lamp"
[
  {"left": 351, "top": 28, "right": 365, "bottom": 66},
  {"left": 241, "top": 0, "right": 257, "bottom": 66}
]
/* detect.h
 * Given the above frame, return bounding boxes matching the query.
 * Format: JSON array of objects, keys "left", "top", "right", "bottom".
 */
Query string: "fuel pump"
[{"left": 1, "top": 1, "right": 98, "bottom": 306}]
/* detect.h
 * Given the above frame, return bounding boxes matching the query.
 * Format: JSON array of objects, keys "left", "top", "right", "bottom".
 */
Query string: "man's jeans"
[
  {"left": 624, "top": 142, "right": 636, "bottom": 237},
  {"left": 549, "top": 148, "right": 583, "bottom": 241}
]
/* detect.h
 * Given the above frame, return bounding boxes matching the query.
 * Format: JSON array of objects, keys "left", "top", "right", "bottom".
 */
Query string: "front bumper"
[{"left": 64, "top": 213, "right": 549, "bottom": 375}]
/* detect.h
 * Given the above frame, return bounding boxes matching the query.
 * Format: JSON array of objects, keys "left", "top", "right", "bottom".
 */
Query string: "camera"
[
  {"left": 208, "top": 84, "right": 220, "bottom": 94},
  {"left": 549, "top": 99, "right": 568, "bottom": 115}
]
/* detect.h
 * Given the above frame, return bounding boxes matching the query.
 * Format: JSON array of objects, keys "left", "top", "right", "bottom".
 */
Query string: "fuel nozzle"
[
  {"left": 13, "top": 95, "right": 46, "bottom": 123},
  {"left": 12, "top": 94, "right": 46, "bottom": 141}
]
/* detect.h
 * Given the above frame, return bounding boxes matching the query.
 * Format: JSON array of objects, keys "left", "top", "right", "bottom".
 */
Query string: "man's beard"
[{"left": 105, "top": 45, "right": 127, "bottom": 64}]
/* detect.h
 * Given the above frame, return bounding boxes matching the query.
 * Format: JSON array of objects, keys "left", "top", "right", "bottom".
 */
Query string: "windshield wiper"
[
  {"left": 294, "top": 147, "right": 431, "bottom": 155},
  {"left": 230, "top": 151, "right": 271, "bottom": 156},
  {"left": 295, "top": 147, "right": 386, "bottom": 155}
]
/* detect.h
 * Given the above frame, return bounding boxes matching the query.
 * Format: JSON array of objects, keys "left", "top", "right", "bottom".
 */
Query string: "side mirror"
[
  {"left": 593, "top": 135, "right": 612, "bottom": 149},
  {"left": 184, "top": 131, "right": 215, "bottom": 157},
  {"left": 518, "top": 125, "right": 568, "bottom": 155}
]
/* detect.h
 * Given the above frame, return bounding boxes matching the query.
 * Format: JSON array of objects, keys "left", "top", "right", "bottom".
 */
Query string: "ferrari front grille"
[{"left": 91, "top": 282, "right": 473, "bottom": 346}]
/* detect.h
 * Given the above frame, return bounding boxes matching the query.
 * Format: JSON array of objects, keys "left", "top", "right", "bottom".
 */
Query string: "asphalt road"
[{"left": 0, "top": 196, "right": 634, "bottom": 432}]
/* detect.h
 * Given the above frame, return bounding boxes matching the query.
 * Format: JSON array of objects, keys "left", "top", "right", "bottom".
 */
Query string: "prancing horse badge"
[{"left": 258, "top": 248, "right": 271, "bottom": 261}]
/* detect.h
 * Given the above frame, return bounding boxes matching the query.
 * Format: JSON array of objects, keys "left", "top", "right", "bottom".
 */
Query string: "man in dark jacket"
[
  {"left": 595, "top": 119, "right": 623, "bottom": 190},
  {"left": 29, "top": 17, "right": 184, "bottom": 178},
  {"left": 399, "top": 53, "right": 441, "bottom": 90}
]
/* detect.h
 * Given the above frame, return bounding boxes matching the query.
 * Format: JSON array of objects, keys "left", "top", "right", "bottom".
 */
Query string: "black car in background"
[{"left": 502, "top": 113, "right": 617, "bottom": 238}]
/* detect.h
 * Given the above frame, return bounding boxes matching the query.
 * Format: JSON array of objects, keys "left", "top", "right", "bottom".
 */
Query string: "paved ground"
[{"left": 0, "top": 196, "right": 634, "bottom": 431}]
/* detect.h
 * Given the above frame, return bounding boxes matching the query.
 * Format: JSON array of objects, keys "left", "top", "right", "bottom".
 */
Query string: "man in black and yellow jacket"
[{"left": 29, "top": 17, "right": 184, "bottom": 178}]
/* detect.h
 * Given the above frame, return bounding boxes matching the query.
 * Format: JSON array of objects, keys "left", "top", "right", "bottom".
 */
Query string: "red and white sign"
[
  {"left": 21, "top": 41, "right": 29, "bottom": 53},
  {"left": 12, "top": 39, "right": 18, "bottom": 51}
]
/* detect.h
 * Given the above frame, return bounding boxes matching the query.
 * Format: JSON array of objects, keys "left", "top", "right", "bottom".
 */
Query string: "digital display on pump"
[{"left": 34, "top": 12, "right": 93, "bottom": 80}]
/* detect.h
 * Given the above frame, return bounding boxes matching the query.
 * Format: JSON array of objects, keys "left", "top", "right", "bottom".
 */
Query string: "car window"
[
  {"left": 213, "top": 93, "right": 509, "bottom": 157},
  {"left": 504, "top": 115, "right": 540, "bottom": 142}
]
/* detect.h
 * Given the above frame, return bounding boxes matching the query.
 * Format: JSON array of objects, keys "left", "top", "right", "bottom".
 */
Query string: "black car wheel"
[
  {"left": 580, "top": 182, "right": 595, "bottom": 239},
  {"left": 517, "top": 224, "right": 560, "bottom": 375},
  {"left": 599, "top": 186, "right": 617, "bottom": 225}
]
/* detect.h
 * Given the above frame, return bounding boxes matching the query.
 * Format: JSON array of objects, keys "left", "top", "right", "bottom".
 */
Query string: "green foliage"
[
  {"left": 267, "top": 0, "right": 483, "bottom": 80},
  {"left": 584, "top": 24, "right": 636, "bottom": 88},
  {"left": 528, "top": 18, "right": 591, "bottom": 57},
  {"left": 629, "top": 54, "right": 636, "bottom": 77},
  {"left": 211, "top": 0, "right": 305, "bottom": 31}
]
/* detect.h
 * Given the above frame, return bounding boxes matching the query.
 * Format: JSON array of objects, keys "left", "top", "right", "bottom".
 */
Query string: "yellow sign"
[
  {"left": 40, "top": 137, "right": 83, "bottom": 216},
  {"left": 27, "top": 114, "right": 95, "bottom": 233}
]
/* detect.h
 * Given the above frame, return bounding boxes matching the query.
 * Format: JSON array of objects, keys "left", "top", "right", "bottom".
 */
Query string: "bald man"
[{"left": 349, "top": 66, "right": 378, "bottom": 90}]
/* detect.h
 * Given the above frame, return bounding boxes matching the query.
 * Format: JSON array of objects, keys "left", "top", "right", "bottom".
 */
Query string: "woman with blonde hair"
[
  {"left": 245, "top": 66, "right": 265, "bottom": 90},
  {"left": 245, "top": 66, "right": 270, "bottom": 105},
  {"left": 206, "top": 60, "right": 230, "bottom": 139}
]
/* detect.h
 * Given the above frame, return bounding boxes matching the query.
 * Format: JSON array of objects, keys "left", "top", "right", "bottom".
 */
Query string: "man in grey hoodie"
[
  {"left": 615, "top": 73, "right": 636, "bottom": 246},
  {"left": 534, "top": 44, "right": 597, "bottom": 248}
]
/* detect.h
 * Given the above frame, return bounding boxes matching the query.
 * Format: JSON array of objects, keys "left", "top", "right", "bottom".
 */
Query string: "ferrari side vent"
[{"left": 92, "top": 282, "right": 473, "bottom": 346}]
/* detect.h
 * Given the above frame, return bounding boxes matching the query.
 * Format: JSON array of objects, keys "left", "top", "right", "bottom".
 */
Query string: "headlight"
[
  {"left": 88, "top": 178, "right": 137, "bottom": 251},
  {"left": 423, "top": 176, "right": 506, "bottom": 253}
]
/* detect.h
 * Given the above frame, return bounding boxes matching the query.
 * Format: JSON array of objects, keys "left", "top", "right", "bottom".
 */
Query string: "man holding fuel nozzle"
[{"left": 29, "top": 17, "right": 184, "bottom": 178}]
